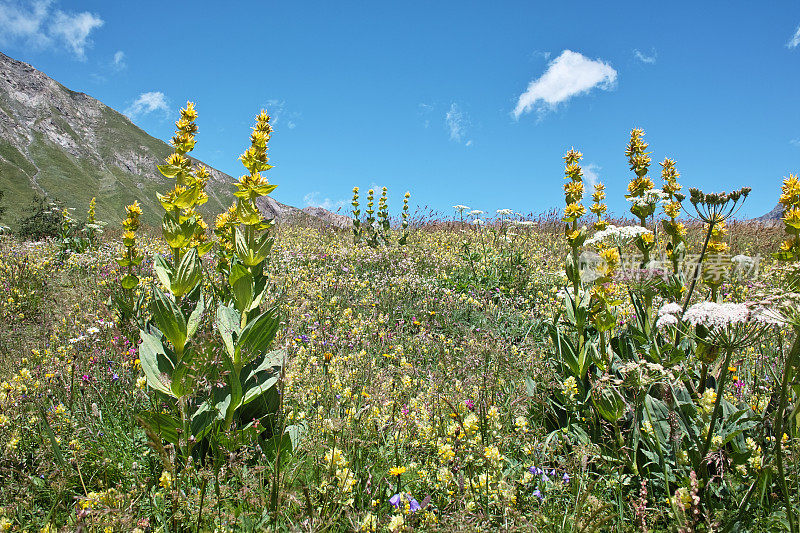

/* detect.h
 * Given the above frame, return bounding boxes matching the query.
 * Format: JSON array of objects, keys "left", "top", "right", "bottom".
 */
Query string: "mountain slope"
[
  {"left": 0, "top": 51, "right": 330, "bottom": 228},
  {"left": 755, "top": 204, "right": 783, "bottom": 222}
]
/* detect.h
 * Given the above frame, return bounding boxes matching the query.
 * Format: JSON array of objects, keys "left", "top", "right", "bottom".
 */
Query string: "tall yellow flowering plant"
[
  {"left": 660, "top": 158, "right": 686, "bottom": 274},
  {"left": 126, "top": 104, "right": 292, "bottom": 474}
]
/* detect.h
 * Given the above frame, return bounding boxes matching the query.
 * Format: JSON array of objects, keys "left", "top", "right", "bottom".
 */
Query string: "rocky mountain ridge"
[{"left": 0, "top": 51, "right": 347, "bottom": 228}]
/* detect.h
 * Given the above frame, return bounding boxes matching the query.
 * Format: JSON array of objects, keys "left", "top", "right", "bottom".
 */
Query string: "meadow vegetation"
[{"left": 0, "top": 104, "right": 798, "bottom": 532}]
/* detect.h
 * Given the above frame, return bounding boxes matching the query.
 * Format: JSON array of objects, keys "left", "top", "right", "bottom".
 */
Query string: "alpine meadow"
[{"left": 1, "top": 2, "right": 800, "bottom": 532}]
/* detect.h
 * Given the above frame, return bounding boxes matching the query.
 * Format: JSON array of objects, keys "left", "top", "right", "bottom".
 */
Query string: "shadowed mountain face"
[
  {"left": 0, "top": 51, "right": 344, "bottom": 228},
  {"left": 756, "top": 204, "right": 783, "bottom": 222}
]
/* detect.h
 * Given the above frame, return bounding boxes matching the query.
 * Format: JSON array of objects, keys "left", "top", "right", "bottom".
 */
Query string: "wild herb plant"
[
  {"left": 398, "top": 190, "right": 410, "bottom": 245},
  {"left": 52, "top": 197, "right": 105, "bottom": 260},
  {"left": 448, "top": 207, "right": 534, "bottom": 297},
  {"left": 127, "top": 104, "right": 294, "bottom": 498},
  {"left": 111, "top": 200, "right": 145, "bottom": 330},
  {"left": 350, "top": 186, "right": 410, "bottom": 247},
  {"left": 541, "top": 128, "right": 792, "bottom": 531},
  {"left": 351, "top": 186, "right": 362, "bottom": 243}
]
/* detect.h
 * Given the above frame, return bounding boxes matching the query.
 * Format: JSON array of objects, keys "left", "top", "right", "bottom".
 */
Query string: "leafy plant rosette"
[{"left": 127, "top": 103, "right": 301, "bottom": 465}]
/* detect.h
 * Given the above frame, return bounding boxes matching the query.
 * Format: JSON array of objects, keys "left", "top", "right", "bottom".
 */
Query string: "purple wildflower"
[{"left": 390, "top": 493, "right": 421, "bottom": 513}]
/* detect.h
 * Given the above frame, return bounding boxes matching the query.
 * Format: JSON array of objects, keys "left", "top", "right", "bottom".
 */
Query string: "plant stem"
[
  {"left": 772, "top": 332, "right": 800, "bottom": 533},
  {"left": 701, "top": 348, "right": 733, "bottom": 459},
  {"left": 681, "top": 220, "right": 716, "bottom": 314}
]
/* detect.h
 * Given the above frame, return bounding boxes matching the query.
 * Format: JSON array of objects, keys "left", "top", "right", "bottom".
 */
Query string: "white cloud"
[
  {"left": 112, "top": 50, "right": 126, "bottom": 70},
  {"left": 124, "top": 91, "right": 169, "bottom": 118},
  {"left": 791, "top": 138, "right": 800, "bottom": 148},
  {"left": 49, "top": 10, "right": 102, "bottom": 59},
  {"left": 583, "top": 163, "right": 601, "bottom": 188},
  {"left": 418, "top": 102, "right": 434, "bottom": 129},
  {"left": 265, "top": 99, "right": 299, "bottom": 130},
  {"left": 0, "top": 0, "right": 51, "bottom": 47},
  {"left": 265, "top": 99, "right": 286, "bottom": 124},
  {"left": 0, "top": 0, "right": 103, "bottom": 59},
  {"left": 788, "top": 25, "right": 800, "bottom": 48},
  {"left": 445, "top": 103, "right": 472, "bottom": 146},
  {"left": 303, "top": 191, "right": 346, "bottom": 211},
  {"left": 513, "top": 50, "right": 617, "bottom": 119},
  {"left": 633, "top": 48, "right": 657, "bottom": 64}
]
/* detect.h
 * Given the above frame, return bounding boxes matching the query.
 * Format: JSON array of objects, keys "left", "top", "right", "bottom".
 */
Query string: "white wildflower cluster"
[
  {"left": 625, "top": 188, "right": 668, "bottom": 209},
  {"left": 656, "top": 301, "right": 781, "bottom": 331},
  {"left": 618, "top": 360, "right": 674, "bottom": 386},
  {"left": 683, "top": 302, "right": 780, "bottom": 328},
  {"left": 586, "top": 224, "right": 653, "bottom": 247},
  {"left": 655, "top": 302, "right": 683, "bottom": 329}
]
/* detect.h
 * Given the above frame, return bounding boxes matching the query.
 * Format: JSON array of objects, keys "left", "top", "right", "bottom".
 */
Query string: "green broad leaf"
[
  {"left": 171, "top": 248, "right": 202, "bottom": 298},
  {"left": 173, "top": 185, "right": 200, "bottom": 210},
  {"left": 153, "top": 254, "right": 174, "bottom": 292},
  {"left": 186, "top": 293, "right": 205, "bottom": 340},
  {"left": 157, "top": 164, "right": 179, "bottom": 178},
  {"left": 190, "top": 399, "right": 219, "bottom": 441},
  {"left": 592, "top": 384, "right": 626, "bottom": 423},
  {"left": 196, "top": 241, "right": 214, "bottom": 257},
  {"left": 578, "top": 340, "right": 596, "bottom": 378},
  {"left": 236, "top": 201, "right": 262, "bottom": 226},
  {"left": 121, "top": 274, "right": 139, "bottom": 290},
  {"left": 222, "top": 349, "right": 243, "bottom": 427},
  {"left": 138, "top": 411, "right": 181, "bottom": 445},
  {"left": 252, "top": 234, "right": 274, "bottom": 265},
  {"left": 550, "top": 325, "right": 580, "bottom": 378},
  {"left": 161, "top": 211, "right": 186, "bottom": 248},
  {"left": 240, "top": 349, "right": 284, "bottom": 406},
  {"left": 594, "top": 308, "right": 617, "bottom": 333},
  {"left": 171, "top": 345, "right": 200, "bottom": 398},
  {"left": 236, "top": 308, "right": 281, "bottom": 366},
  {"left": 150, "top": 287, "right": 187, "bottom": 352},
  {"left": 250, "top": 285, "right": 269, "bottom": 313},
  {"left": 236, "top": 385, "right": 279, "bottom": 428},
  {"left": 116, "top": 256, "right": 131, "bottom": 267},
  {"left": 229, "top": 263, "right": 254, "bottom": 314},
  {"left": 259, "top": 425, "right": 301, "bottom": 461},
  {"left": 139, "top": 329, "right": 176, "bottom": 397},
  {"left": 252, "top": 183, "right": 278, "bottom": 196},
  {"left": 644, "top": 394, "right": 672, "bottom": 446},
  {"left": 216, "top": 304, "right": 241, "bottom": 358},
  {"left": 234, "top": 226, "right": 271, "bottom": 267}
]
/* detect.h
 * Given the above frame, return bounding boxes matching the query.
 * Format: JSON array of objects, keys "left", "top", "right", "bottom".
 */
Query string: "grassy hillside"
[{"left": 0, "top": 57, "right": 234, "bottom": 227}]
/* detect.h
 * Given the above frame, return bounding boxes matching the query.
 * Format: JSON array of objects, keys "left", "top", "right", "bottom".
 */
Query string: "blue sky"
[{"left": 1, "top": 0, "right": 799, "bottom": 219}]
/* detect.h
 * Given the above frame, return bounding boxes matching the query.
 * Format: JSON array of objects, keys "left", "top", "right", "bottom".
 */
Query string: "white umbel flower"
[{"left": 586, "top": 224, "right": 653, "bottom": 247}]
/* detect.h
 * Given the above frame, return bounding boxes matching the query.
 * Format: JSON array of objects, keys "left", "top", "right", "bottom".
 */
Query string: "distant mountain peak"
[
  {"left": 756, "top": 204, "right": 783, "bottom": 222},
  {"left": 0, "top": 51, "right": 345, "bottom": 228}
]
